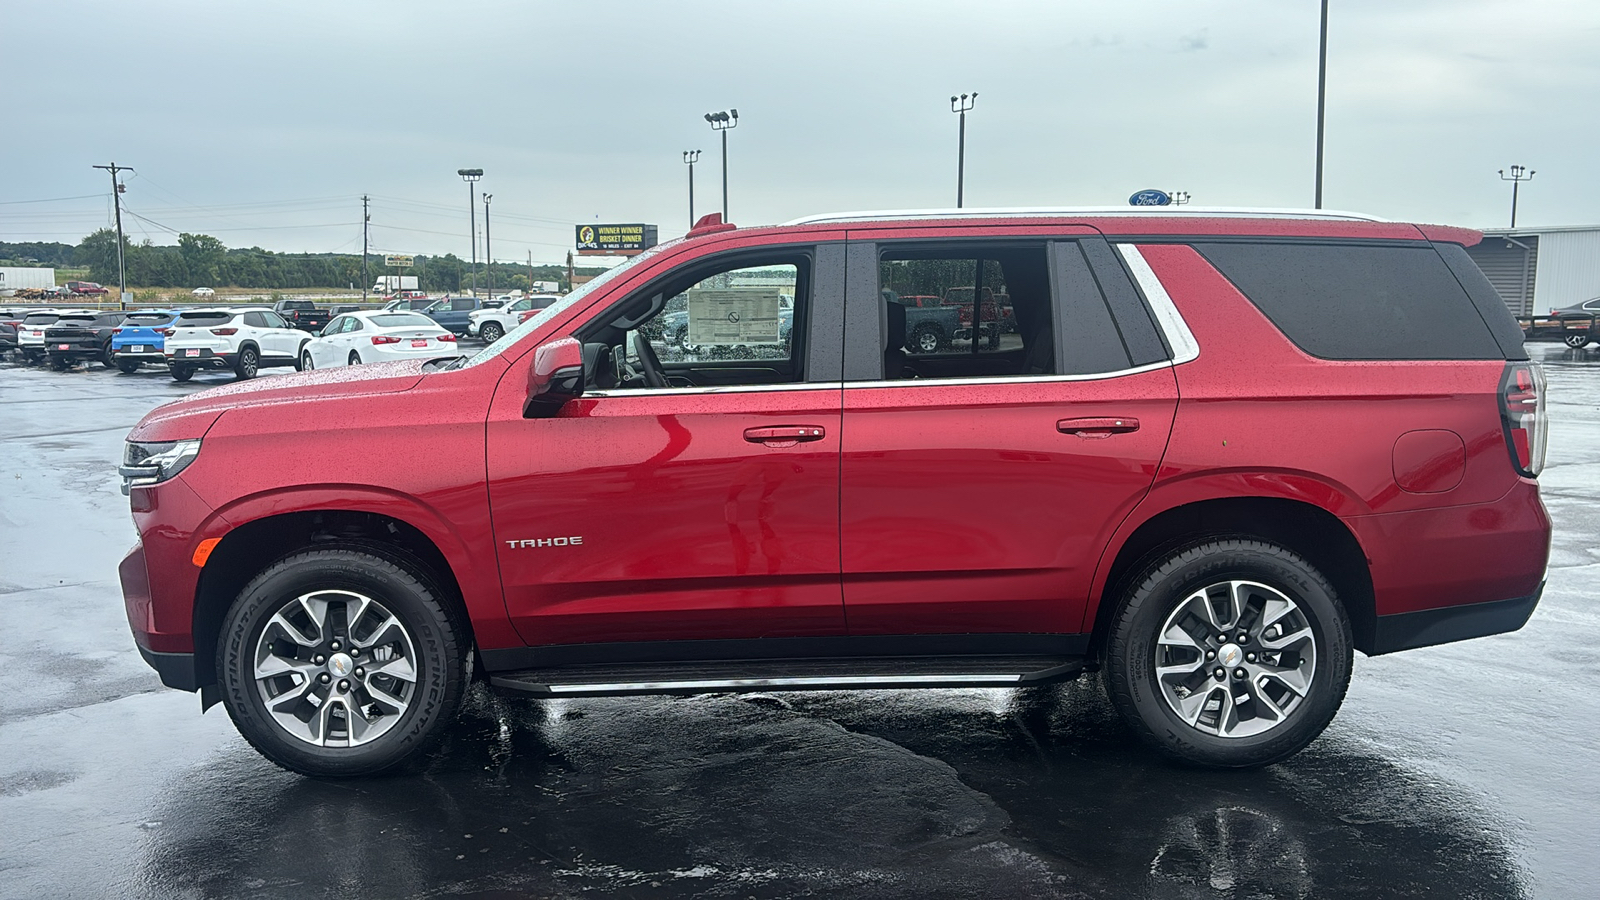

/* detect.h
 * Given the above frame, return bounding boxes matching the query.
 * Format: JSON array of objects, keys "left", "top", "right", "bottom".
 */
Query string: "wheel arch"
[
  {"left": 190, "top": 505, "right": 488, "bottom": 701},
  {"left": 1086, "top": 496, "right": 1376, "bottom": 660}
]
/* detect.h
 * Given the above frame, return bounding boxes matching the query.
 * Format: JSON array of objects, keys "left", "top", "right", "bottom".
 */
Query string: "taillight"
[
  {"left": 113, "top": 327, "right": 124, "bottom": 334},
  {"left": 371, "top": 335, "right": 401, "bottom": 345},
  {"left": 437, "top": 333, "right": 456, "bottom": 342},
  {"left": 211, "top": 327, "right": 238, "bottom": 336},
  {"left": 156, "top": 328, "right": 173, "bottom": 336},
  {"left": 1500, "top": 362, "right": 1547, "bottom": 477}
]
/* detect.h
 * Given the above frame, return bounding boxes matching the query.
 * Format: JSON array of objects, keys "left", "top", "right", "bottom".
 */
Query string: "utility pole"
[
  {"left": 483, "top": 194, "right": 493, "bottom": 298},
  {"left": 92, "top": 162, "right": 132, "bottom": 309},
  {"left": 950, "top": 93, "right": 977, "bottom": 208},
  {"left": 528, "top": 250, "right": 534, "bottom": 294},
  {"left": 458, "top": 168, "right": 483, "bottom": 296},
  {"left": 683, "top": 150, "right": 701, "bottom": 227},
  {"left": 1499, "top": 166, "right": 1535, "bottom": 228},
  {"left": 1314, "top": 0, "right": 1329, "bottom": 209},
  {"left": 704, "top": 110, "right": 738, "bottom": 220},
  {"left": 361, "top": 194, "right": 370, "bottom": 303}
]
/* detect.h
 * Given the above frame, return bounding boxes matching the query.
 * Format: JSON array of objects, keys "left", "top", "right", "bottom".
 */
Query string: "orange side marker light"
[{"left": 192, "top": 537, "right": 222, "bottom": 567}]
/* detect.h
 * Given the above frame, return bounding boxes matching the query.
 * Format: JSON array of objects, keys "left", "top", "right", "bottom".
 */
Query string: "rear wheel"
[
  {"left": 348, "top": 351, "right": 362, "bottom": 366},
  {"left": 100, "top": 343, "right": 115, "bottom": 367},
  {"left": 911, "top": 323, "right": 944, "bottom": 354},
  {"left": 169, "top": 365, "right": 194, "bottom": 382},
  {"left": 479, "top": 321, "right": 504, "bottom": 343},
  {"left": 1563, "top": 333, "right": 1591, "bottom": 349},
  {"left": 234, "top": 345, "right": 259, "bottom": 380},
  {"left": 215, "top": 548, "right": 469, "bottom": 777},
  {"left": 116, "top": 358, "right": 140, "bottom": 374},
  {"left": 1104, "top": 539, "right": 1352, "bottom": 768},
  {"left": 48, "top": 354, "right": 70, "bottom": 371}
]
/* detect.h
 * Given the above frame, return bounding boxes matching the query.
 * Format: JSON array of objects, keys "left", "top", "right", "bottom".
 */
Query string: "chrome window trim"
[
  {"left": 581, "top": 361, "right": 1176, "bottom": 398},
  {"left": 1116, "top": 244, "right": 1200, "bottom": 366}
]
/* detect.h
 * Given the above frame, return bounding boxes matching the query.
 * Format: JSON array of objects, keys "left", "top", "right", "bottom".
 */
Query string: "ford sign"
[{"left": 1129, "top": 189, "right": 1172, "bottom": 207}]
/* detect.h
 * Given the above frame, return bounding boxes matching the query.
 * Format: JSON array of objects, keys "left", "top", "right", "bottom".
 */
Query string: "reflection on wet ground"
[
  {"left": 1, "top": 346, "right": 1596, "bottom": 898},
  {"left": 129, "top": 682, "right": 1524, "bottom": 899}
]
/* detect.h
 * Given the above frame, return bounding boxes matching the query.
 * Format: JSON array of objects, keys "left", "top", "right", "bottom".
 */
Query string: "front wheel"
[
  {"left": 348, "top": 351, "right": 362, "bottom": 366},
  {"left": 479, "top": 321, "right": 504, "bottom": 343},
  {"left": 216, "top": 548, "right": 469, "bottom": 777},
  {"left": 1563, "top": 333, "right": 1592, "bottom": 349},
  {"left": 300, "top": 349, "right": 315, "bottom": 371},
  {"left": 1104, "top": 539, "right": 1352, "bottom": 768}
]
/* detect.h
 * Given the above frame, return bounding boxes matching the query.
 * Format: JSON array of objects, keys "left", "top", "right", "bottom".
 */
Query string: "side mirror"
[{"left": 525, "top": 337, "right": 585, "bottom": 417}]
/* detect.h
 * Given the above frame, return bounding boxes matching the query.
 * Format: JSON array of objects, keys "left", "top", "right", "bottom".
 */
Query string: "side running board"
[{"left": 488, "top": 655, "right": 1084, "bottom": 698}]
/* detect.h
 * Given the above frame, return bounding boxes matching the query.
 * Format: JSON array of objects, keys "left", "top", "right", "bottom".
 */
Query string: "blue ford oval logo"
[{"left": 1129, "top": 189, "right": 1171, "bottom": 207}]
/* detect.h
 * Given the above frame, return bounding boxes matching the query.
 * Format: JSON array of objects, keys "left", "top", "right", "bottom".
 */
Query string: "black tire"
[
  {"left": 48, "top": 354, "right": 71, "bottom": 371},
  {"left": 479, "top": 321, "right": 504, "bottom": 343},
  {"left": 169, "top": 365, "right": 194, "bottom": 382},
  {"left": 234, "top": 345, "right": 259, "bottom": 380},
  {"left": 910, "top": 323, "right": 945, "bottom": 354},
  {"left": 116, "top": 358, "right": 141, "bottom": 374},
  {"left": 100, "top": 342, "right": 115, "bottom": 368},
  {"left": 1563, "top": 333, "right": 1591, "bottom": 349},
  {"left": 216, "top": 547, "right": 469, "bottom": 777},
  {"left": 986, "top": 325, "right": 1001, "bottom": 350},
  {"left": 300, "top": 349, "right": 315, "bottom": 371},
  {"left": 1104, "top": 538, "right": 1352, "bottom": 768},
  {"left": 348, "top": 351, "right": 362, "bottom": 366}
]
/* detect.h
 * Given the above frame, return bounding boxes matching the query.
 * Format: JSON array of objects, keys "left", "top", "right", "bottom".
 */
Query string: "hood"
[{"left": 127, "top": 359, "right": 431, "bottom": 443}]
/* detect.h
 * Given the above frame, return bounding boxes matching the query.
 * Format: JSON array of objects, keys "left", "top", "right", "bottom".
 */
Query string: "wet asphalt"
[{"left": 1, "top": 346, "right": 1598, "bottom": 899}]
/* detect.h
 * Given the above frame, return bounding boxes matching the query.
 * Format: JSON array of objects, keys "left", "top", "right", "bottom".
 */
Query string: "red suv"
[{"left": 118, "top": 209, "right": 1549, "bottom": 776}]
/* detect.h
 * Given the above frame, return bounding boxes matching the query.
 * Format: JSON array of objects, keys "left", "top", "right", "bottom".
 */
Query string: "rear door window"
[{"left": 1194, "top": 242, "right": 1503, "bottom": 360}]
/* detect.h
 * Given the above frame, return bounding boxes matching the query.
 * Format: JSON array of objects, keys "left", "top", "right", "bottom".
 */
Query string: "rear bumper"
[
  {"left": 166, "top": 349, "right": 237, "bottom": 369},
  {"left": 1369, "top": 585, "right": 1542, "bottom": 655}
]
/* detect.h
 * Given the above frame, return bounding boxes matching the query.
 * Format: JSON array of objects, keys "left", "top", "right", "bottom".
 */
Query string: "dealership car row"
[{"left": 0, "top": 293, "right": 530, "bottom": 381}]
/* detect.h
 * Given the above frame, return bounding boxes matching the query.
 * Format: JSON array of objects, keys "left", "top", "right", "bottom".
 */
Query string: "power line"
[{"left": 0, "top": 193, "right": 107, "bottom": 205}]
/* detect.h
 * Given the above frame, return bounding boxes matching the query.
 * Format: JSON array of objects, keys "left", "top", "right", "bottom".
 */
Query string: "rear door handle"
[
  {"left": 1057, "top": 417, "right": 1140, "bottom": 438},
  {"left": 744, "top": 425, "right": 828, "bottom": 445}
]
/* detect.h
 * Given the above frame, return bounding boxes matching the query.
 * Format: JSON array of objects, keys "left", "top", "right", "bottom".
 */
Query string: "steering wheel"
[{"left": 632, "top": 331, "right": 667, "bottom": 388}]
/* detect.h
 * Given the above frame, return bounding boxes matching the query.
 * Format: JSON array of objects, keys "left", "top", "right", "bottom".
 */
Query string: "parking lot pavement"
[{"left": 1, "top": 346, "right": 1597, "bottom": 899}]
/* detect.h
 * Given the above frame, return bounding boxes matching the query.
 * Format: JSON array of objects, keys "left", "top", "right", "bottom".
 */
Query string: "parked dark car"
[
  {"left": 886, "top": 291, "right": 962, "bottom": 354},
  {"left": 272, "top": 299, "right": 333, "bottom": 334},
  {"left": 0, "top": 321, "right": 17, "bottom": 359},
  {"left": 44, "top": 312, "right": 127, "bottom": 368}
]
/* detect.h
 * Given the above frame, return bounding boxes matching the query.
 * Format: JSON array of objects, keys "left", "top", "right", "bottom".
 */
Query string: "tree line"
[{"left": 5, "top": 230, "right": 590, "bottom": 292}]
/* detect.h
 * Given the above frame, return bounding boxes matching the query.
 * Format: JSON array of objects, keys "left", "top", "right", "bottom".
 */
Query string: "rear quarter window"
[{"left": 1193, "top": 242, "right": 1504, "bottom": 361}]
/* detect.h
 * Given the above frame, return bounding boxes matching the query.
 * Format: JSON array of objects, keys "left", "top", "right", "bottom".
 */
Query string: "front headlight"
[{"left": 119, "top": 439, "right": 202, "bottom": 495}]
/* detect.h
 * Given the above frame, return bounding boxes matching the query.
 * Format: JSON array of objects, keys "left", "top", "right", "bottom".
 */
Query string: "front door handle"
[
  {"left": 744, "top": 425, "right": 828, "bottom": 446},
  {"left": 1057, "top": 417, "right": 1140, "bottom": 438}
]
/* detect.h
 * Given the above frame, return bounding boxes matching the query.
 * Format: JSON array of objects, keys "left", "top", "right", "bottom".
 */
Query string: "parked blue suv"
[{"left": 111, "top": 309, "right": 178, "bottom": 373}]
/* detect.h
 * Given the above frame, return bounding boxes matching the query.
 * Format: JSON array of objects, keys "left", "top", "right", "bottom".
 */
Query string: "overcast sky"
[{"left": 4, "top": 0, "right": 1597, "bottom": 265}]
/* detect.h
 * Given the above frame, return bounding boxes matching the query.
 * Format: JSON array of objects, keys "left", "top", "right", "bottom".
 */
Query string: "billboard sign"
[
  {"left": 384, "top": 254, "right": 415, "bottom": 268},
  {"left": 575, "top": 223, "right": 658, "bottom": 255}
]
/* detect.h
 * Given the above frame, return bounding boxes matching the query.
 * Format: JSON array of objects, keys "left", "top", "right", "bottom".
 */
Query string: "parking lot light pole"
[
  {"left": 1499, "top": 165, "right": 1535, "bottom": 228},
  {"left": 950, "top": 93, "right": 976, "bottom": 208},
  {"left": 704, "top": 110, "right": 737, "bottom": 220},
  {"left": 683, "top": 150, "right": 701, "bottom": 228},
  {"left": 1315, "top": 0, "right": 1328, "bottom": 209},
  {"left": 483, "top": 194, "right": 493, "bottom": 298},
  {"left": 458, "top": 168, "right": 483, "bottom": 296}
]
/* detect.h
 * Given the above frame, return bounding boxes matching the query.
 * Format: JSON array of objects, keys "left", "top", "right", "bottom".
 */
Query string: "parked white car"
[
  {"left": 466, "top": 293, "right": 561, "bottom": 342},
  {"left": 191, "top": 287, "right": 216, "bottom": 298},
  {"left": 164, "top": 307, "right": 308, "bottom": 381},
  {"left": 15, "top": 308, "right": 94, "bottom": 364},
  {"left": 300, "top": 311, "right": 456, "bottom": 370}
]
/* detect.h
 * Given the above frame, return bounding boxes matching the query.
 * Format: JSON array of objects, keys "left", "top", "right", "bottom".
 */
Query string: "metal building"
[{"left": 1467, "top": 225, "right": 1600, "bottom": 315}]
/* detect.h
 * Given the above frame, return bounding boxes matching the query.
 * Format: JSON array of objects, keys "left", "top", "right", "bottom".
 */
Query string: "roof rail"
[{"left": 782, "top": 206, "right": 1388, "bottom": 226}]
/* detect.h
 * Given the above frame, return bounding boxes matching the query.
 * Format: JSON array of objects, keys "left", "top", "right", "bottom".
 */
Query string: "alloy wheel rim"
[
  {"left": 1153, "top": 580, "right": 1317, "bottom": 739},
  {"left": 252, "top": 590, "right": 419, "bottom": 747}
]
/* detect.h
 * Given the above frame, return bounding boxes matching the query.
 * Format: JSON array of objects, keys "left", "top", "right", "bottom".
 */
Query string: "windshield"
[{"left": 457, "top": 247, "right": 668, "bottom": 370}]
